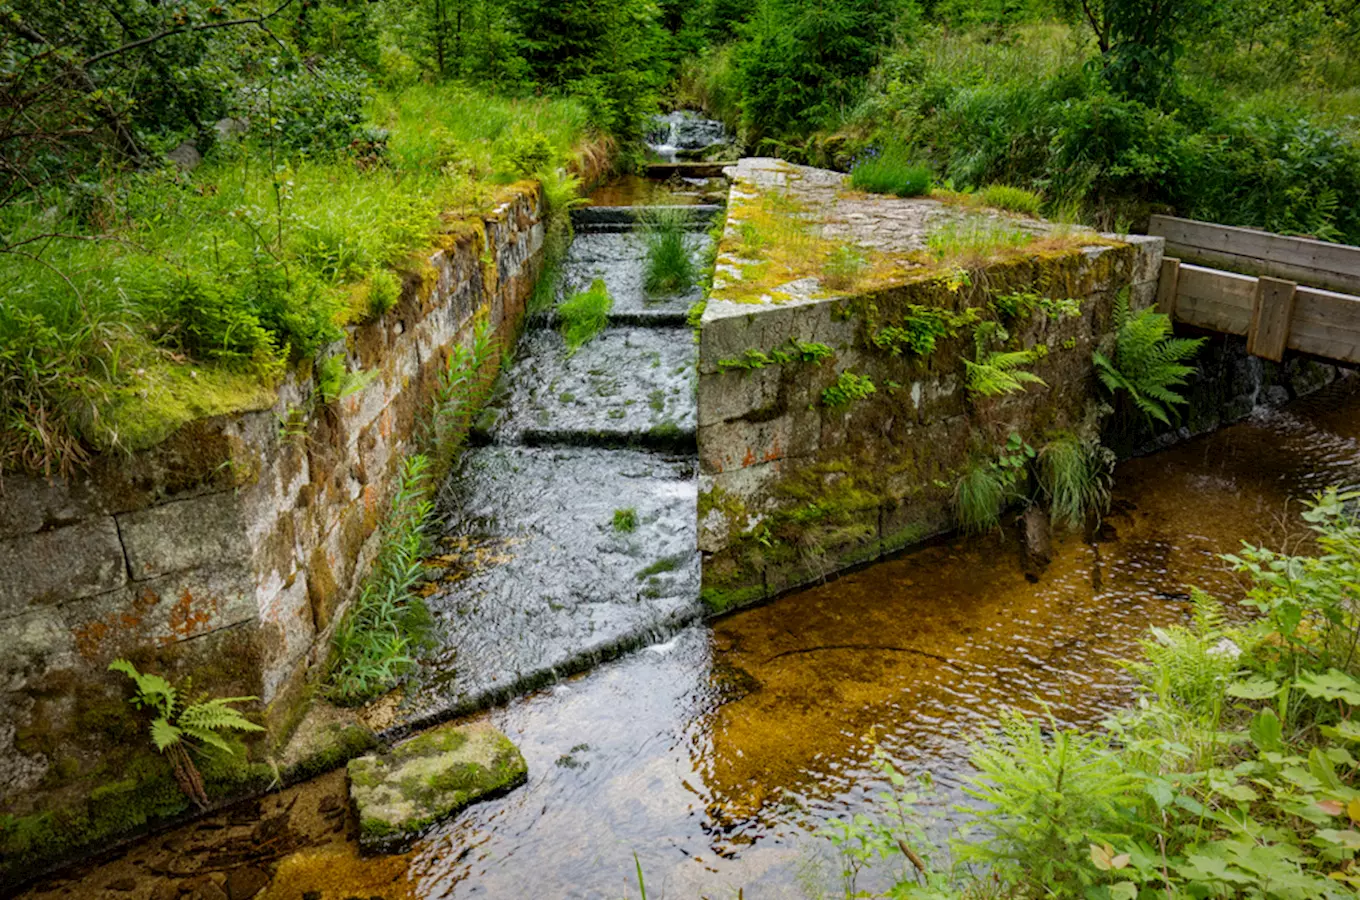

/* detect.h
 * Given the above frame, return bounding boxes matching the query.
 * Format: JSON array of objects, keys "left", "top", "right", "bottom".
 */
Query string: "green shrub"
[
  {"left": 979, "top": 183, "right": 1043, "bottom": 215},
  {"left": 559, "top": 279, "right": 614, "bottom": 354},
  {"left": 851, "top": 150, "right": 932, "bottom": 197},
  {"left": 1093, "top": 288, "right": 1204, "bottom": 424},
  {"left": 640, "top": 207, "right": 697, "bottom": 295},
  {"left": 502, "top": 129, "right": 557, "bottom": 177}
]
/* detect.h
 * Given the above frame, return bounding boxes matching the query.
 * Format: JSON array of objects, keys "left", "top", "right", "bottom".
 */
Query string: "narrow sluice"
[{"left": 397, "top": 206, "right": 717, "bottom": 726}]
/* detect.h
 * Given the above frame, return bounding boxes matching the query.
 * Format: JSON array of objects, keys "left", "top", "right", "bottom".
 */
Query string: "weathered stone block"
[
  {"left": 348, "top": 722, "right": 527, "bottom": 852},
  {"left": 116, "top": 493, "right": 250, "bottom": 580},
  {"left": 0, "top": 518, "right": 126, "bottom": 616},
  {"left": 698, "top": 368, "right": 782, "bottom": 427}
]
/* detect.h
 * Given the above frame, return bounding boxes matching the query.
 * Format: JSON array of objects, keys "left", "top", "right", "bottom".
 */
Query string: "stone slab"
[
  {"left": 116, "top": 493, "right": 250, "bottom": 580},
  {"left": 0, "top": 518, "right": 126, "bottom": 617},
  {"left": 348, "top": 721, "right": 527, "bottom": 851}
]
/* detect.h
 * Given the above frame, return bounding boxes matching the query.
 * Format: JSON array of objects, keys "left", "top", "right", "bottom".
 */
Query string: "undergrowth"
[
  {"left": 821, "top": 488, "right": 1360, "bottom": 899},
  {"left": 850, "top": 149, "right": 932, "bottom": 197},
  {"left": 326, "top": 454, "right": 436, "bottom": 706}
]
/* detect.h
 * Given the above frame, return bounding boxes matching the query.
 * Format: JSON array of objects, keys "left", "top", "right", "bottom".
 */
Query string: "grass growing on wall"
[
  {"left": 0, "top": 86, "right": 589, "bottom": 477},
  {"left": 327, "top": 455, "right": 436, "bottom": 706}
]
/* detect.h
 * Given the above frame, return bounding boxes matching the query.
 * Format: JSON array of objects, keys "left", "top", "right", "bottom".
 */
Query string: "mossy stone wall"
[
  {"left": 697, "top": 175, "right": 1164, "bottom": 611},
  {"left": 0, "top": 184, "right": 547, "bottom": 885}
]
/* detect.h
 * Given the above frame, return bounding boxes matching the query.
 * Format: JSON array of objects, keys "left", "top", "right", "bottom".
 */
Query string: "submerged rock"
[{"left": 347, "top": 722, "right": 527, "bottom": 852}]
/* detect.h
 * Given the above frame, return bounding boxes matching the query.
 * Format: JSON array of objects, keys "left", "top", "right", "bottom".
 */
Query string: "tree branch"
[{"left": 82, "top": 0, "right": 299, "bottom": 68}]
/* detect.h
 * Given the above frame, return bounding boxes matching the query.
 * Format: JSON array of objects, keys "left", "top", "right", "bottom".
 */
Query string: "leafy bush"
[
  {"left": 237, "top": 62, "right": 370, "bottom": 156},
  {"left": 559, "top": 279, "right": 614, "bottom": 354},
  {"left": 640, "top": 207, "right": 698, "bottom": 294},
  {"left": 1093, "top": 289, "right": 1204, "bottom": 424},
  {"left": 502, "top": 130, "right": 557, "bottom": 177},
  {"left": 979, "top": 183, "right": 1043, "bottom": 215},
  {"left": 850, "top": 149, "right": 932, "bottom": 197}
]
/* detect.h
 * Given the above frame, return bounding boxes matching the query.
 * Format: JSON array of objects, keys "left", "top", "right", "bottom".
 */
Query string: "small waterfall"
[{"left": 647, "top": 111, "right": 730, "bottom": 162}]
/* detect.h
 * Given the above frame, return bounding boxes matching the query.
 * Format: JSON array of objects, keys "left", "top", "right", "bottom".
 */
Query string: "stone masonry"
[
  {"left": 0, "top": 184, "right": 546, "bottom": 851},
  {"left": 697, "top": 159, "right": 1163, "bottom": 610}
]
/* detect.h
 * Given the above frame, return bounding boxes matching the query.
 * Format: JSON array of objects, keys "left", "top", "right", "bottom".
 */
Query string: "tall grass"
[
  {"left": 850, "top": 150, "right": 932, "bottom": 197},
  {"left": 640, "top": 207, "right": 697, "bottom": 295},
  {"left": 0, "top": 86, "right": 589, "bottom": 476},
  {"left": 327, "top": 454, "right": 436, "bottom": 706},
  {"left": 952, "top": 460, "right": 1007, "bottom": 532},
  {"left": 1037, "top": 433, "right": 1113, "bottom": 530}
]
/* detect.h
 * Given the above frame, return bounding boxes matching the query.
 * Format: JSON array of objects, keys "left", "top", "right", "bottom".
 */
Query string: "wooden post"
[
  {"left": 1246, "top": 276, "right": 1297, "bottom": 363},
  {"left": 1156, "top": 257, "right": 1181, "bottom": 317}
]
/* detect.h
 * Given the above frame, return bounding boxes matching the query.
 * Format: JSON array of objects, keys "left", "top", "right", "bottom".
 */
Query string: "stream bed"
[{"left": 20, "top": 376, "right": 1360, "bottom": 900}]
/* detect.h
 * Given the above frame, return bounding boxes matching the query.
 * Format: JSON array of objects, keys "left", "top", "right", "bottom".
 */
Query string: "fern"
[
  {"left": 1093, "top": 289, "right": 1204, "bottom": 425},
  {"left": 109, "top": 660, "right": 262, "bottom": 807},
  {"left": 965, "top": 321, "right": 1047, "bottom": 398}
]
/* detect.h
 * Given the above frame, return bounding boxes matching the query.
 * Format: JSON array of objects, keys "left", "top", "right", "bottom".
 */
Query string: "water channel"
[{"left": 16, "top": 122, "right": 1360, "bottom": 900}]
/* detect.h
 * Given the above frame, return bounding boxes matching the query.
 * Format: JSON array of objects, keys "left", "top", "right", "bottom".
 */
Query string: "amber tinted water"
[{"left": 20, "top": 379, "right": 1360, "bottom": 900}]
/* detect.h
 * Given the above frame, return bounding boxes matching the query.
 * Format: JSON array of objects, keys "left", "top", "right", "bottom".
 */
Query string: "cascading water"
[
  {"left": 392, "top": 201, "right": 722, "bottom": 728},
  {"left": 647, "top": 111, "right": 730, "bottom": 162}
]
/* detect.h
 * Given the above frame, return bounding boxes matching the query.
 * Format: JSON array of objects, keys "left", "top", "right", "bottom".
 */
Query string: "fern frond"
[{"left": 151, "top": 717, "right": 183, "bottom": 751}]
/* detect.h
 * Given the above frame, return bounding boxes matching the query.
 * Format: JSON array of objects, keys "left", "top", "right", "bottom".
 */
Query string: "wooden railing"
[{"left": 1149, "top": 215, "right": 1360, "bottom": 364}]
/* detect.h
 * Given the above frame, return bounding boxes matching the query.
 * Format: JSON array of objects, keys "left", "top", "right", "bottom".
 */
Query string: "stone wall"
[
  {"left": 697, "top": 160, "right": 1162, "bottom": 611},
  {"left": 0, "top": 184, "right": 546, "bottom": 874}
]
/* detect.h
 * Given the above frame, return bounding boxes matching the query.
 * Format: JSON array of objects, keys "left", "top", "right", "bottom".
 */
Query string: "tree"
[
  {"left": 734, "top": 0, "right": 904, "bottom": 138},
  {"left": 1057, "top": 0, "right": 1211, "bottom": 101}
]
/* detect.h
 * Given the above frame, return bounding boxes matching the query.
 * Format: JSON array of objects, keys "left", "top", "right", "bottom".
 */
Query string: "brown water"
[{"left": 20, "top": 379, "right": 1360, "bottom": 900}]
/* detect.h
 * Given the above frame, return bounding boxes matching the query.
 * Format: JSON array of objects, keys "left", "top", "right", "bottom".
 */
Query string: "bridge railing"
[{"left": 1149, "top": 215, "right": 1360, "bottom": 364}]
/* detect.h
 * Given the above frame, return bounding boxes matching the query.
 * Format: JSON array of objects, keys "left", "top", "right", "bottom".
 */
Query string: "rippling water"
[{"left": 23, "top": 377, "right": 1360, "bottom": 900}]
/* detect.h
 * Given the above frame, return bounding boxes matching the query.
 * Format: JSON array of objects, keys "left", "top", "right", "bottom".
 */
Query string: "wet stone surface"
[
  {"left": 476, "top": 327, "right": 696, "bottom": 445},
  {"left": 554, "top": 228, "right": 710, "bottom": 324},
  {"left": 410, "top": 446, "right": 702, "bottom": 722}
]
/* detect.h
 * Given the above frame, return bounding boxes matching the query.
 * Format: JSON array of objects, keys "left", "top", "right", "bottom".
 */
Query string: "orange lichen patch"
[
  {"left": 164, "top": 587, "right": 221, "bottom": 643},
  {"left": 72, "top": 588, "right": 159, "bottom": 660}
]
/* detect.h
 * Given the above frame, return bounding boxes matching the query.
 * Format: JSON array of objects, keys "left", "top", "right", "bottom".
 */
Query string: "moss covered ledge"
[{"left": 697, "top": 158, "right": 1164, "bottom": 612}]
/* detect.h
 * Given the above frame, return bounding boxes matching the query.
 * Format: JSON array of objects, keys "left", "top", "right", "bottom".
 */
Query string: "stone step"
[
  {"left": 547, "top": 230, "right": 711, "bottom": 324},
  {"left": 474, "top": 327, "right": 696, "bottom": 447},
  {"left": 402, "top": 445, "right": 702, "bottom": 723},
  {"left": 571, "top": 204, "right": 722, "bottom": 230}
]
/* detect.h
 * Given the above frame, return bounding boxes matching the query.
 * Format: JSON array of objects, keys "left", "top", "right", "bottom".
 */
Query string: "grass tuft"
[
  {"left": 1038, "top": 433, "right": 1114, "bottom": 530},
  {"left": 978, "top": 184, "right": 1043, "bottom": 216},
  {"left": 851, "top": 150, "right": 932, "bottom": 197},
  {"left": 613, "top": 508, "right": 638, "bottom": 532},
  {"left": 953, "top": 461, "right": 1007, "bottom": 533},
  {"left": 640, "top": 207, "right": 698, "bottom": 295},
  {"left": 558, "top": 279, "right": 613, "bottom": 354}
]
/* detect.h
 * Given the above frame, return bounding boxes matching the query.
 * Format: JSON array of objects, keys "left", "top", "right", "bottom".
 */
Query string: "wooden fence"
[{"left": 1149, "top": 215, "right": 1360, "bottom": 364}]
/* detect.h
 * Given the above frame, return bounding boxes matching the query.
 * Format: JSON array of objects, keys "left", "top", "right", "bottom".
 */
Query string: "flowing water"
[{"left": 17, "top": 144, "right": 1360, "bottom": 900}]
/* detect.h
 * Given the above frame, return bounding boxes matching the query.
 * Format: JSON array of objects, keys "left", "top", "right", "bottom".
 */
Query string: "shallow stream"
[{"left": 18, "top": 143, "right": 1360, "bottom": 899}]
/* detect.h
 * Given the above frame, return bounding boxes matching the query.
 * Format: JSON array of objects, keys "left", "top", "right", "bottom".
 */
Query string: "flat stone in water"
[{"left": 347, "top": 722, "right": 527, "bottom": 852}]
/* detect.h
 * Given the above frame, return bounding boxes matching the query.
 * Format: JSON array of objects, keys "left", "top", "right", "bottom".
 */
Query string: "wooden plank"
[
  {"left": 1288, "top": 286, "right": 1360, "bottom": 364},
  {"left": 1246, "top": 276, "right": 1297, "bottom": 362},
  {"left": 1155, "top": 257, "right": 1180, "bottom": 316},
  {"left": 1173, "top": 264, "right": 1255, "bottom": 335},
  {"left": 1149, "top": 214, "right": 1360, "bottom": 295}
]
